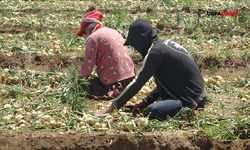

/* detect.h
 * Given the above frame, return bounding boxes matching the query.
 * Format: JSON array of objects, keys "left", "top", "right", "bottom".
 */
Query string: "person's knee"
[
  {"left": 146, "top": 104, "right": 154, "bottom": 113},
  {"left": 146, "top": 104, "right": 158, "bottom": 114},
  {"left": 146, "top": 105, "right": 162, "bottom": 120}
]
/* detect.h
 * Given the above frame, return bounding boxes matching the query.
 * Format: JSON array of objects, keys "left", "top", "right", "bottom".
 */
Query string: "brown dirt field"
[
  {"left": 1, "top": 130, "right": 250, "bottom": 150},
  {"left": 0, "top": 6, "right": 250, "bottom": 150},
  {"left": 0, "top": 53, "right": 250, "bottom": 150}
]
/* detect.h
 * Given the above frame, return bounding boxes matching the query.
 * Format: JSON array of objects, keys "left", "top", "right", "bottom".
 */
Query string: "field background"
[{"left": 0, "top": 0, "right": 250, "bottom": 149}]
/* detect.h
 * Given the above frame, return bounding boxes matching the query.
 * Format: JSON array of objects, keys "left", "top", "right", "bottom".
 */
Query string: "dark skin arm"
[{"left": 132, "top": 99, "right": 145, "bottom": 112}]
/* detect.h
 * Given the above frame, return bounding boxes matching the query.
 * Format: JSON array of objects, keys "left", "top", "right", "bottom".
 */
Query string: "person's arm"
[
  {"left": 94, "top": 104, "right": 115, "bottom": 115},
  {"left": 78, "top": 37, "right": 97, "bottom": 78},
  {"left": 95, "top": 49, "right": 164, "bottom": 115},
  {"left": 141, "top": 87, "right": 159, "bottom": 107},
  {"left": 130, "top": 87, "right": 159, "bottom": 113}
]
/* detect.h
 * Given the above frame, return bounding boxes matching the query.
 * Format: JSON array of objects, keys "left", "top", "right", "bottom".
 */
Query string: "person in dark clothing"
[{"left": 94, "top": 18, "right": 207, "bottom": 120}]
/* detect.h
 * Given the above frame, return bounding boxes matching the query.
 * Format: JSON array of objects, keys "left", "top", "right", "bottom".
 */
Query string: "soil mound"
[{"left": 1, "top": 131, "right": 250, "bottom": 150}]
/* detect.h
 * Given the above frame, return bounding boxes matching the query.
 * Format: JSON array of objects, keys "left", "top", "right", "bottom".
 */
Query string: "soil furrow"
[
  {"left": 1, "top": 6, "right": 247, "bottom": 15},
  {"left": 0, "top": 53, "right": 249, "bottom": 77}
]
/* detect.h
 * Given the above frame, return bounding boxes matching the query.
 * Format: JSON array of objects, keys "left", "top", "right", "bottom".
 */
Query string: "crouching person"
[
  {"left": 95, "top": 19, "right": 206, "bottom": 120},
  {"left": 76, "top": 11, "right": 135, "bottom": 100}
]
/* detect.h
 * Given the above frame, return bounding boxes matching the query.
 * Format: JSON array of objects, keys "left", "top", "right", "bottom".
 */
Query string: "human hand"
[
  {"left": 132, "top": 99, "right": 145, "bottom": 112},
  {"left": 94, "top": 105, "right": 115, "bottom": 115}
]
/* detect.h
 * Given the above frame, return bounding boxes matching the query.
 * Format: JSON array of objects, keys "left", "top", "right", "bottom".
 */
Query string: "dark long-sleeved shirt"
[{"left": 112, "top": 19, "right": 206, "bottom": 110}]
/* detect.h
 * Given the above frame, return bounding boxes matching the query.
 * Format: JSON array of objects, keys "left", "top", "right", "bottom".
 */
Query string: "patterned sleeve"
[{"left": 78, "top": 37, "right": 98, "bottom": 77}]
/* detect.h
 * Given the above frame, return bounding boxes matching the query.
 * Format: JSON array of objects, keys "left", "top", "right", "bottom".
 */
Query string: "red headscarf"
[{"left": 76, "top": 11, "right": 104, "bottom": 37}]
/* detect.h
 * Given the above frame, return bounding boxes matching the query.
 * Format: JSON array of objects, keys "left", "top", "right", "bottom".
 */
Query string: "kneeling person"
[{"left": 95, "top": 19, "right": 207, "bottom": 120}]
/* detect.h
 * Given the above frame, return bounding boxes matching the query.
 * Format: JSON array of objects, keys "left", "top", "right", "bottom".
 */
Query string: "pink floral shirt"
[{"left": 78, "top": 27, "right": 135, "bottom": 85}]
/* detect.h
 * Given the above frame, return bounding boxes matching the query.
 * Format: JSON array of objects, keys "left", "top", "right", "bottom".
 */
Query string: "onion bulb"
[
  {"left": 15, "top": 114, "right": 23, "bottom": 120},
  {"left": 124, "top": 120, "right": 136, "bottom": 130},
  {"left": 42, "top": 115, "right": 52, "bottom": 122},
  {"left": 4, "top": 104, "right": 12, "bottom": 109},
  {"left": 136, "top": 117, "right": 148, "bottom": 126},
  {"left": 130, "top": 96, "right": 137, "bottom": 103},
  {"left": 49, "top": 120, "right": 57, "bottom": 128}
]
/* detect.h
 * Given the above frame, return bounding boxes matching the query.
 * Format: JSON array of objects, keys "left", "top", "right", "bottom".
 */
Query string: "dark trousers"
[{"left": 146, "top": 96, "right": 205, "bottom": 120}]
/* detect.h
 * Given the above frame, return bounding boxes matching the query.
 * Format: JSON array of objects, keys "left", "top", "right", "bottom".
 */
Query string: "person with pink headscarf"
[{"left": 76, "top": 11, "right": 135, "bottom": 100}]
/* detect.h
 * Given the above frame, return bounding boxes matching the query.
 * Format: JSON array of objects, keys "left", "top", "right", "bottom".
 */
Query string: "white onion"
[
  {"left": 15, "top": 114, "right": 23, "bottom": 120},
  {"left": 136, "top": 117, "right": 148, "bottom": 126},
  {"left": 42, "top": 115, "right": 52, "bottom": 122},
  {"left": 4, "top": 104, "right": 12, "bottom": 109},
  {"left": 124, "top": 120, "right": 136, "bottom": 130}
]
